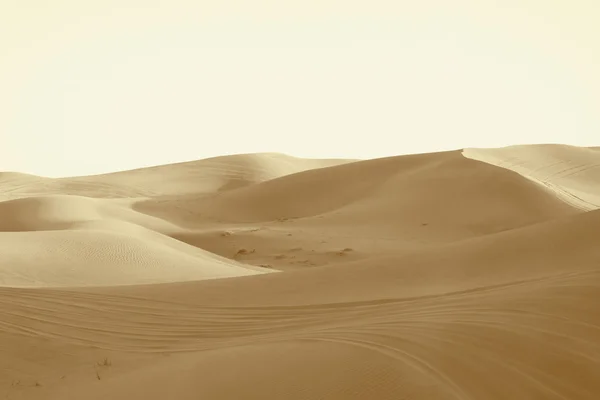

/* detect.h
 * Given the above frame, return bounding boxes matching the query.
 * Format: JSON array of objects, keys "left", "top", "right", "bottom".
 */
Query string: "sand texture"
[{"left": 1, "top": 145, "right": 599, "bottom": 399}]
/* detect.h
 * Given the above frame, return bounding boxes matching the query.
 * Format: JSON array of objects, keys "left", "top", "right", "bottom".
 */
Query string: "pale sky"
[{"left": 1, "top": 0, "right": 599, "bottom": 177}]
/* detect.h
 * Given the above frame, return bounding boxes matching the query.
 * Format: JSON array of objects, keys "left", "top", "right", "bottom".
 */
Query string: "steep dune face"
[
  {"left": 1, "top": 146, "right": 599, "bottom": 400},
  {"left": 463, "top": 144, "right": 600, "bottom": 210},
  {"left": 136, "top": 151, "right": 577, "bottom": 240},
  {"left": 134, "top": 150, "right": 578, "bottom": 273}
]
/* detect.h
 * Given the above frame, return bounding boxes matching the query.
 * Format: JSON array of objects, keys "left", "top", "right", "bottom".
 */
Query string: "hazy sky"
[{"left": 2, "top": 0, "right": 599, "bottom": 177}]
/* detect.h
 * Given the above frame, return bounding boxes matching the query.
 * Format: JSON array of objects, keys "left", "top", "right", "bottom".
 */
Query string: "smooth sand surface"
[
  {"left": 464, "top": 144, "right": 600, "bottom": 210},
  {"left": 1, "top": 146, "right": 599, "bottom": 399}
]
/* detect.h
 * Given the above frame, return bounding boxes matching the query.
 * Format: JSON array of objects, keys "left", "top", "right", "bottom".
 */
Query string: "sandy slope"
[
  {"left": 464, "top": 144, "right": 600, "bottom": 210},
  {"left": 0, "top": 195, "right": 271, "bottom": 287},
  {"left": 0, "top": 153, "right": 354, "bottom": 200},
  {"left": 136, "top": 150, "right": 577, "bottom": 271},
  {"left": 1, "top": 146, "right": 599, "bottom": 399}
]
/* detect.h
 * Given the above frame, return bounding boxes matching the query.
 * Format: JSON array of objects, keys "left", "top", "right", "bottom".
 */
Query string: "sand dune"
[
  {"left": 0, "top": 226, "right": 271, "bottom": 287},
  {"left": 0, "top": 195, "right": 179, "bottom": 233},
  {"left": 1, "top": 146, "right": 599, "bottom": 399},
  {"left": 0, "top": 194, "right": 271, "bottom": 287},
  {"left": 136, "top": 151, "right": 576, "bottom": 229},
  {"left": 93, "top": 205, "right": 600, "bottom": 307},
  {"left": 136, "top": 150, "right": 578, "bottom": 269},
  {"left": 464, "top": 144, "right": 600, "bottom": 210},
  {"left": 1, "top": 153, "right": 354, "bottom": 200}
]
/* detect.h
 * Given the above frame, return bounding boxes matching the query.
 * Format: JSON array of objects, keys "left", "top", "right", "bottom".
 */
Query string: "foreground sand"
[{"left": 1, "top": 146, "right": 599, "bottom": 399}]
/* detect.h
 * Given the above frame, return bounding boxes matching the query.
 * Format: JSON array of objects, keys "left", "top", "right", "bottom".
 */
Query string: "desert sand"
[{"left": 1, "top": 145, "right": 599, "bottom": 399}]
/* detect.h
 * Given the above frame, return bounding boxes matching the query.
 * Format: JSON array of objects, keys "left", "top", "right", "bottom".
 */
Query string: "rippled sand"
[{"left": 1, "top": 146, "right": 599, "bottom": 399}]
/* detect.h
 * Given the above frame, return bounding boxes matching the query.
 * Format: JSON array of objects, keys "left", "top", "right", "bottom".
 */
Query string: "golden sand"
[{"left": 1, "top": 145, "right": 599, "bottom": 399}]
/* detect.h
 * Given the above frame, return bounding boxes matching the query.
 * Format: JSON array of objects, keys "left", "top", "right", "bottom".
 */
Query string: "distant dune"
[
  {"left": 0, "top": 145, "right": 599, "bottom": 399},
  {"left": 0, "top": 153, "right": 355, "bottom": 200}
]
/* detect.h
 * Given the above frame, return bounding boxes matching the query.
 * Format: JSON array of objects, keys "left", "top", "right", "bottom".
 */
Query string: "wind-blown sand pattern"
[
  {"left": 1, "top": 146, "right": 599, "bottom": 399},
  {"left": 464, "top": 144, "right": 600, "bottom": 211}
]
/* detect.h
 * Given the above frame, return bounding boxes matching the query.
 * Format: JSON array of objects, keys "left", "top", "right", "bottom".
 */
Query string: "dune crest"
[
  {"left": 1, "top": 147, "right": 599, "bottom": 399},
  {"left": 1, "top": 153, "right": 355, "bottom": 199},
  {"left": 463, "top": 144, "right": 600, "bottom": 210}
]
